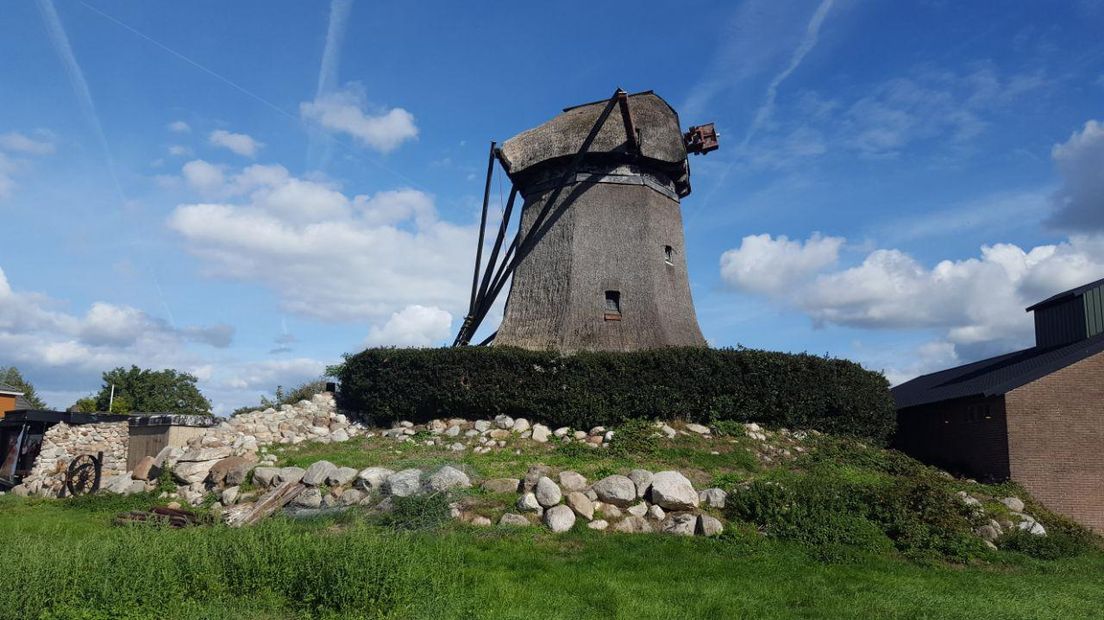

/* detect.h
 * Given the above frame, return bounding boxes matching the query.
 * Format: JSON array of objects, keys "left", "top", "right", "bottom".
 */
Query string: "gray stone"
[
  {"left": 221, "top": 486, "right": 240, "bottom": 505},
  {"left": 471, "top": 516, "right": 493, "bottom": 527},
  {"left": 499, "top": 513, "right": 531, "bottom": 527},
  {"left": 386, "top": 469, "right": 423, "bottom": 497},
  {"left": 628, "top": 469, "right": 653, "bottom": 499},
  {"left": 976, "top": 524, "right": 1001, "bottom": 542},
  {"left": 649, "top": 471, "right": 699, "bottom": 511},
  {"left": 178, "top": 446, "right": 232, "bottom": 462},
  {"left": 531, "top": 424, "right": 552, "bottom": 443},
  {"left": 559, "top": 471, "right": 588, "bottom": 493},
  {"left": 1001, "top": 497, "right": 1026, "bottom": 512},
  {"left": 294, "top": 487, "right": 323, "bottom": 508},
  {"left": 445, "top": 425, "right": 461, "bottom": 437},
  {"left": 647, "top": 505, "right": 666, "bottom": 521},
  {"left": 601, "top": 504, "right": 623, "bottom": 519},
  {"left": 330, "top": 429, "right": 349, "bottom": 443},
  {"left": 544, "top": 505, "right": 576, "bottom": 533},
  {"left": 627, "top": 502, "right": 648, "bottom": 517},
  {"left": 1017, "top": 520, "right": 1047, "bottom": 536},
  {"left": 252, "top": 466, "right": 279, "bottom": 487},
  {"left": 474, "top": 420, "right": 492, "bottom": 432},
  {"left": 302, "top": 461, "right": 338, "bottom": 486},
  {"left": 684, "top": 423, "right": 711, "bottom": 435},
  {"left": 697, "top": 514, "right": 724, "bottom": 537},
  {"left": 535, "top": 476, "right": 562, "bottom": 507},
  {"left": 173, "top": 460, "right": 219, "bottom": 485},
  {"left": 209, "top": 456, "right": 255, "bottom": 487},
  {"left": 495, "top": 415, "right": 515, "bottom": 429},
  {"left": 517, "top": 492, "right": 542, "bottom": 513},
  {"left": 661, "top": 512, "right": 697, "bottom": 536},
  {"left": 522, "top": 465, "right": 552, "bottom": 492},
  {"left": 482, "top": 478, "right": 520, "bottom": 494},
  {"left": 356, "top": 467, "right": 394, "bottom": 491},
  {"left": 275, "top": 466, "right": 306, "bottom": 485},
  {"left": 592, "top": 475, "right": 637, "bottom": 507},
  {"left": 587, "top": 519, "right": 609, "bottom": 531},
  {"left": 512, "top": 418, "right": 531, "bottom": 433},
  {"left": 699, "top": 488, "right": 727, "bottom": 509},
  {"left": 565, "top": 491, "right": 594, "bottom": 520},
  {"left": 425, "top": 466, "right": 472, "bottom": 492},
  {"left": 613, "top": 515, "right": 653, "bottom": 533},
  {"left": 327, "top": 466, "right": 359, "bottom": 487},
  {"left": 340, "top": 488, "right": 366, "bottom": 506}
]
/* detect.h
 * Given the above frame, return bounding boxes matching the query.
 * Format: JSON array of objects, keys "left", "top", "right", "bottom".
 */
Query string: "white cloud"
[
  {"left": 720, "top": 233, "right": 844, "bottom": 297},
  {"left": 300, "top": 84, "right": 418, "bottom": 153},
  {"left": 0, "top": 131, "right": 55, "bottom": 155},
  {"left": 168, "top": 144, "right": 192, "bottom": 157},
  {"left": 721, "top": 232, "right": 1104, "bottom": 359},
  {"left": 0, "top": 264, "right": 237, "bottom": 408},
  {"left": 181, "top": 159, "right": 225, "bottom": 194},
  {"left": 168, "top": 120, "right": 191, "bottom": 133},
  {"left": 209, "top": 129, "right": 263, "bottom": 158},
  {"left": 365, "top": 305, "right": 453, "bottom": 347},
  {"left": 0, "top": 154, "right": 15, "bottom": 200},
  {"left": 1048, "top": 119, "right": 1104, "bottom": 231},
  {"left": 168, "top": 163, "right": 475, "bottom": 323}
]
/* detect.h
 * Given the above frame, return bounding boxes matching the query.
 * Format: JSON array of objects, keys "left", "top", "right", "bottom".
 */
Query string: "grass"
[
  {"left": 4, "top": 427, "right": 1103, "bottom": 618},
  {"left": 3, "top": 494, "right": 1104, "bottom": 619}
]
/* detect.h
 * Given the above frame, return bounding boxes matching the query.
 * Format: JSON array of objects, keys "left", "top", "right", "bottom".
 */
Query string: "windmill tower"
[{"left": 454, "top": 89, "right": 718, "bottom": 352}]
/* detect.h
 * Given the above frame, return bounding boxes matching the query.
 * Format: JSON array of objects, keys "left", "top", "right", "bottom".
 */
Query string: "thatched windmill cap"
[{"left": 496, "top": 91, "right": 691, "bottom": 197}]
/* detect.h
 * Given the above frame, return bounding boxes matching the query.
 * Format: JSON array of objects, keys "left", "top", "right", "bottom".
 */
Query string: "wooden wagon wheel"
[{"left": 65, "top": 453, "right": 102, "bottom": 496}]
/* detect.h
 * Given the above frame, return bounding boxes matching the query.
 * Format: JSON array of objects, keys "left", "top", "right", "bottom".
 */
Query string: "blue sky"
[{"left": 2, "top": 0, "right": 1103, "bottom": 413}]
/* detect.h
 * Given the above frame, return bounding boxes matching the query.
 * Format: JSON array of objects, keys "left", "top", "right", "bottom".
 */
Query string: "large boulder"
[
  {"left": 535, "top": 476, "right": 562, "bottom": 507},
  {"left": 252, "top": 466, "right": 279, "bottom": 487},
  {"left": 697, "top": 514, "right": 724, "bottom": 537},
  {"left": 386, "top": 469, "right": 423, "bottom": 497},
  {"left": 208, "top": 456, "right": 255, "bottom": 487},
  {"left": 558, "top": 471, "right": 588, "bottom": 493},
  {"left": 660, "top": 512, "right": 697, "bottom": 536},
  {"left": 302, "top": 461, "right": 338, "bottom": 486},
  {"left": 628, "top": 469, "right": 653, "bottom": 499},
  {"left": 516, "top": 492, "right": 542, "bottom": 513},
  {"left": 499, "top": 513, "right": 531, "bottom": 527},
  {"left": 328, "top": 467, "right": 359, "bottom": 487},
  {"left": 425, "top": 466, "right": 472, "bottom": 493},
  {"left": 173, "top": 460, "right": 219, "bottom": 485},
  {"left": 275, "top": 466, "right": 306, "bottom": 485},
  {"left": 131, "top": 456, "right": 158, "bottom": 482},
  {"left": 178, "top": 446, "right": 232, "bottom": 462},
  {"left": 531, "top": 424, "right": 552, "bottom": 443},
  {"left": 592, "top": 475, "right": 636, "bottom": 507},
  {"left": 356, "top": 467, "right": 394, "bottom": 491},
  {"left": 649, "top": 471, "right": 699, "bottom": 511},
  {"left": 543, "top": 505, "right": 576, "bottom": 533},
  {"left": 565, "top": 491, "right": 594, "bottom": 520},
  {"left": 613, "top": 515, "right": 653, "bottom": 533},
  {"left": 522, "top": 465, "right": 552, "bottom": 492}
]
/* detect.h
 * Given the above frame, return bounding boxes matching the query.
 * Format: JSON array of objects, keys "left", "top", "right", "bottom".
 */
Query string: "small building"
[
  {"left": 893, "top": 277, "right": 1104, "bottom": 530},
  {"left": 0, "top": 410, "right": 129, "bottom": 484},
  {"left": 0, "top": 383, "right": 32, "bottom": 417}
]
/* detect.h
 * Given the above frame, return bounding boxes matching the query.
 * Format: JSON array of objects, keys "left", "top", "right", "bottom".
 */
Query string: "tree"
[
  {"left": 0, "top": 366, "right": 47, "bottom": 409},
  {"left": 89, "top": 366, "right": 211, "bottom": 416}
]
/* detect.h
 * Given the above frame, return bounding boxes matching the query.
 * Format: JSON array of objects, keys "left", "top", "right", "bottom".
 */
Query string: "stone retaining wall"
[{"left": 18, "top": 421, "right": 129, "bottom": 497}]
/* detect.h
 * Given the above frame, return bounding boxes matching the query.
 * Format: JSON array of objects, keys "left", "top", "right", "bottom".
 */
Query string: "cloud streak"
[{"left": 308, "top": 0, "right": 355, "bottom": 169}]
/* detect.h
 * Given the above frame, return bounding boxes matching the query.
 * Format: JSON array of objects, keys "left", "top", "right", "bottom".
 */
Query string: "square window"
[
  {"left": 604, "top": 290, "right": 621, "bottom": 320},
  {"left": 664, "top": 245, "right": 674, "bottom": 264}
]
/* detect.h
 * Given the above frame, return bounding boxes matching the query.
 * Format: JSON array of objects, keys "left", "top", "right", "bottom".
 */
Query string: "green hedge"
[{"left": 336, "top": 346, "right": 896, "bottom": 443}]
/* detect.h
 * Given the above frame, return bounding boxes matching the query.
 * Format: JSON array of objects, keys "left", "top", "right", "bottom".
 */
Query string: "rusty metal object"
[
  {"left": 65, "top": 452, "right": 102, "bottom": 496},
  {"left": 684, "top": 123, "right": 719, "bottom": 155}
]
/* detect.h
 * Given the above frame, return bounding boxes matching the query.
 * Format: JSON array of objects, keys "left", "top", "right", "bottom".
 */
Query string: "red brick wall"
[
  {"left": 895, "top": 396, "right": 1010, "bottom": 482},
  {"left": 1006, "top": 350, "right": 1104, "bottom": 531}
]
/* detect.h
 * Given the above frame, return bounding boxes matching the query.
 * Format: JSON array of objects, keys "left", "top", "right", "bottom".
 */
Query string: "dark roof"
[
  {"left": 0, "top": 383, "right": 22, "bottom": 395},
  {"left": 1025, "top": 276, "right": 1104, "bottom": 312},
  {"left": 892, "top": 333, "right": 1104, "bottom": 409},
  {"left": 14, "top": 395, "right": 32, "bottom": 409},
  {"left": 0, "top": 410, "right": 130, "bottom": 426}
]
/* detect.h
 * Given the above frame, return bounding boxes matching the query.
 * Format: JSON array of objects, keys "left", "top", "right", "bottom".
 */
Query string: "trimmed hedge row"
[{"left": 336, "top": 346, "right": 896, "bottom": 443}]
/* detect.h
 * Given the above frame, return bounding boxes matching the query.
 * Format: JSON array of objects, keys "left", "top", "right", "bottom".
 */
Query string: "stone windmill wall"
[{"left": 493, "top": 92, "right": 707, "bottom": 352}]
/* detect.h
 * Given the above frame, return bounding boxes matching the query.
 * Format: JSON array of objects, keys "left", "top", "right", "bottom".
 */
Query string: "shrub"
[
  {"left": 337, "top": 346, "right": 896, "bottom": 443},
  {"left": 1000, "top": 514, "right": 1096, "bottom": 560},
  {"left": 608, "top": 419, "right": 659, "bottom": 458},
  {"left": 382, "top": 493, "right": 452, "bottom": 531}
]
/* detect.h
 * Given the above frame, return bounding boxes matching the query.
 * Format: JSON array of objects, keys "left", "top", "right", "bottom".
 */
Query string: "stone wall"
[{"left": 18, "top": 421, "right": 129, "bottom": 497}]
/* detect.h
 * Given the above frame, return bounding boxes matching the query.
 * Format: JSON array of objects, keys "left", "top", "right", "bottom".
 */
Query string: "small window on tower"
[
  {"left": 604, "top": 290, "right": 621, "bottom": 321},
  {"left": 664, "top": 245, "right": 674, "bottom": 265}
]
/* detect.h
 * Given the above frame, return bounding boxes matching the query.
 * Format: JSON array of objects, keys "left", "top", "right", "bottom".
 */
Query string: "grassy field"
[{"left": 4, "top": 428, "right": 1103, "bottom": 619}]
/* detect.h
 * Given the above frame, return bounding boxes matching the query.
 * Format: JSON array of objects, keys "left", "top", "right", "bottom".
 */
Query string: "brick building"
[{"left": 893, "top": 277, "right": 1104, "bottom": 531}]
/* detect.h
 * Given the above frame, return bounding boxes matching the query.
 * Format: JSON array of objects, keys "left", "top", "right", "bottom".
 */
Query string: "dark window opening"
[
  {"left": 604, "top": 290, "right": 621, "bottom": 321},
  {"left": 664, "top": 245, "right": 674, "bottom": 265}
]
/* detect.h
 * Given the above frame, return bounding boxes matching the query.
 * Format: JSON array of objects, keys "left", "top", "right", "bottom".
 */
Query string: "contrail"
[
  {"left": 36, "top": 0, "right": 125, "bottom": 201},
  {"left": 308, "top": 0, "right": 354, "bottom": 170},
  {"left": 693, "top": 0, "right": 834, "bottom": 222}
]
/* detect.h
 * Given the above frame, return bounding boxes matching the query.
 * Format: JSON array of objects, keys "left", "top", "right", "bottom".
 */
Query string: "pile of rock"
[
  {"left": 958, "top": 492, "right": 1047, "bottom": 545},
  {"left": 184, "top": 392, "right": 361, "bottom": 456},
  {"left": 485, "top": 466, "right": 725, "bottom": 537},
  {"left": 13, "top": 421, "right": 129, "bottom": 497}
]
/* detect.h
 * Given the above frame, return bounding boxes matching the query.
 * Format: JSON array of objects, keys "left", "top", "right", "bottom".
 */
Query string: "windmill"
[{"left": 453, "top": 88, "right": 719, "bottom": 351}]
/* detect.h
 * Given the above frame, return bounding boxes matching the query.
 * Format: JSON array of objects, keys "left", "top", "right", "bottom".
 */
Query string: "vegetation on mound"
[{"left": 336, "top": 346, "right": 896, "bottom": 442}]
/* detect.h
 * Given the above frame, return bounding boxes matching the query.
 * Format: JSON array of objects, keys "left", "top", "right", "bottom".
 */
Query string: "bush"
[
  {"left": 337, "top": 346, "right": 896, "bottom": 443},
  {"left": 1000, "top": 514, "right": 1096, "bottom": 560},
  {"left": 607, "top": 419, "right": 659, "bottom": 458},
  {"left": 381, "top": 493, "right": 452, "bottom": 531}
]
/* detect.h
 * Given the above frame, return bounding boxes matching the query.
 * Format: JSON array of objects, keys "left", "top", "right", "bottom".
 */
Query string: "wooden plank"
[{"left": 223, "top": 481, "right": 305, "bottom": 527}]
